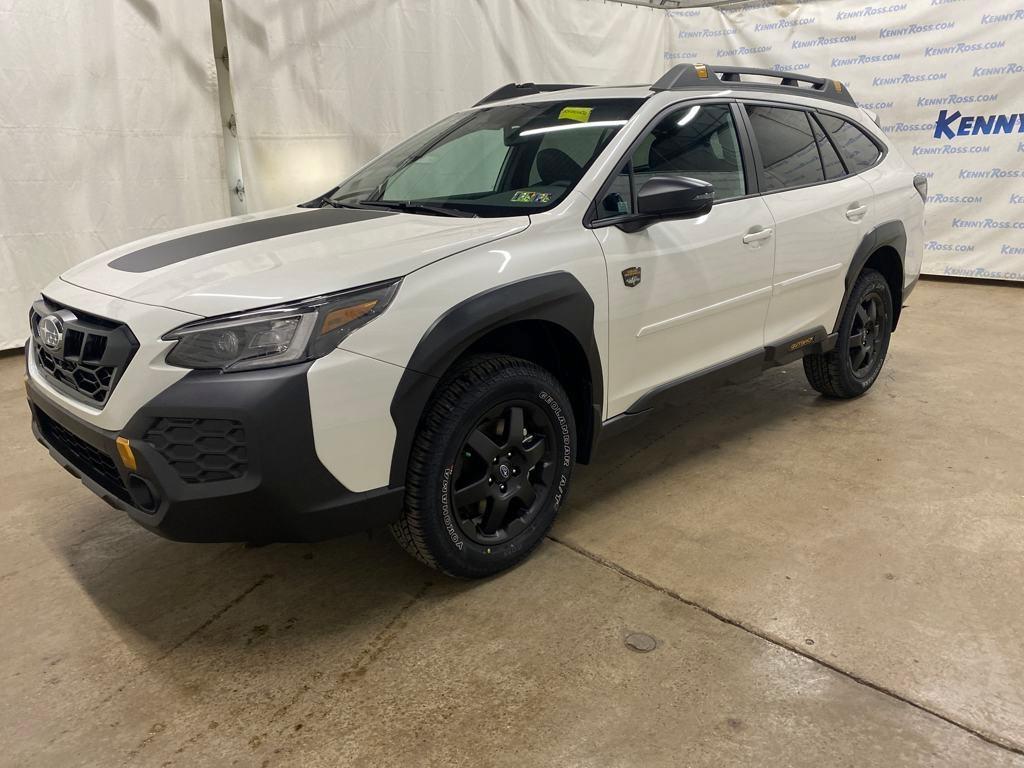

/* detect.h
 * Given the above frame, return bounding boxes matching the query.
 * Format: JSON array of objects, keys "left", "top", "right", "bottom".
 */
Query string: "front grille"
[
  {"left": 36, "top": 409, "right": 131, "bottom": 504},
  {"left": 29, "top": 298, "right": 138, "bottom": 407},
  {"left": 144, "top": 417, "right": 248, "bottom": 483}
]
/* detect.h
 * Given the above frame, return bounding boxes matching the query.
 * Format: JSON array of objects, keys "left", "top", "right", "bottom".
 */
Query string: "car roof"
[
  {"left": 476, "top": 84, "right": 654, "bottom": 107},
  {"left": 474, "top": 65, "right": 860, "bottom": 111}
]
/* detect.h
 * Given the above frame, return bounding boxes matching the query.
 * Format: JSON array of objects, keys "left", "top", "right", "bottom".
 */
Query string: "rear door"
[{"left": 742, "top": 103, "right": 875, "bottom": 344}]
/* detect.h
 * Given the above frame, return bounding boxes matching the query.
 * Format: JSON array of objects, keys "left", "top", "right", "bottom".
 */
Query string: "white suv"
[{"left": 26, "top": 64, "right": 925, "bottom": 577}]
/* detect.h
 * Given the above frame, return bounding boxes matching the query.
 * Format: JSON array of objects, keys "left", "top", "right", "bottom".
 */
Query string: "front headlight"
[{"left": 163, "top": 279, "right": 400, "bottom": 371}]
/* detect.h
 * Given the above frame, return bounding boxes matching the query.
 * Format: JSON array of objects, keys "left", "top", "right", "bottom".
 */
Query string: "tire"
[
  {"left": 390, "top": 355, "right": 576, "bottom": 578},
  {"left": 803, "top": 268, "right": 894, "bottom": 399}
]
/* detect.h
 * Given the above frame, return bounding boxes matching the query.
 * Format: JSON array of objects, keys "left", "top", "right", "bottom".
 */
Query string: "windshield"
[{"left": 327, "top": 98, "right": 644, "bottom": 218}]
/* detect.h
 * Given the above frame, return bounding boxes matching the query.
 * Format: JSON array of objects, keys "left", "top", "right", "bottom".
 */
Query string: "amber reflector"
[{"left": 115, "top": 436, "right": 137, "bottom": 471}]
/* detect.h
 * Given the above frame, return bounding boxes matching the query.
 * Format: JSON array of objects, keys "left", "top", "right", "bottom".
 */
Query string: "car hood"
[{"left": 60, "top": 206, "right": 529, "bottom": 317}]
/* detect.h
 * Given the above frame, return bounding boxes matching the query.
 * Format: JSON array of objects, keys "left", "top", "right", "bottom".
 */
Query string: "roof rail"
[
  {"left": 650, "top": 63, "right": 856, "bottom": 107},
  {"left": 474, "top": 82, "right": 589, "bottom": 107}
]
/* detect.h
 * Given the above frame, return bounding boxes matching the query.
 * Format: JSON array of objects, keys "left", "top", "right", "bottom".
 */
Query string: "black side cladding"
[
  {"left": 839, "top": 221, "right": 907, "bottom": 330},
  {"left": 387, "top": 271, "right": 603, "bottom": 487},
  {"left": 108, "top": 208, "right": 395, "bottom": 273}
]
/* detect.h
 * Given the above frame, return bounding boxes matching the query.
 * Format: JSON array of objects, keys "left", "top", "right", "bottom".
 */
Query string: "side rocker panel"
[{"left": 387, "top": 271, "right": 602, "bottom": 488}]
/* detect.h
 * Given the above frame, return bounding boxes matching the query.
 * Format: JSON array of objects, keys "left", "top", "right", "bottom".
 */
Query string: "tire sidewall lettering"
[
  {"left": 538, "top": 389, "right": 572, "bottom": 511},
  {"left": 439, "top": 464, "right": 464, "bottom": 550}
]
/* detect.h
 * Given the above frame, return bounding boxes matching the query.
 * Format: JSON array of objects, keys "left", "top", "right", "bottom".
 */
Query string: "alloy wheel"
[
  {"left": 848, "top": 291, "right": 886, "bottom": 379},
  {"left": 450, "top": 401, "right": 556, "bottom": 545}
]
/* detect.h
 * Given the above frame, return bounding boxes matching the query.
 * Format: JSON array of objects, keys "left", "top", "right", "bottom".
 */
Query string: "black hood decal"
[{"left": 108, "top": 208, "right": 395, "bottom": 273}]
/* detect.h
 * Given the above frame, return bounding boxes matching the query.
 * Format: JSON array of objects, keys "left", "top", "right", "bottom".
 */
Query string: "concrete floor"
[{"left": 1, "top": 278, "right": 1023, "bottom": 767}]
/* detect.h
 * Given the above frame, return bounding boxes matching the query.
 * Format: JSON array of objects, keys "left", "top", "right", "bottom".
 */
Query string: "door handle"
[
  {"left": 845, "top": 205, "right": 868, "bottom": 221},
  {"left": 742, "top": 228, "right": 773, "bottom": 245}
]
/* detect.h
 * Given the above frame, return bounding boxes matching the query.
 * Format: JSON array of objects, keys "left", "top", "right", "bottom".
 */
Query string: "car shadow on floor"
[
  {"left": 43, "top": 504, "right": 472, "bottom": 657},
  {"left": 44, "top": 364, "right": 838, "bottom": 655},
  {"left": 564, "top": 365, "right": 840, "bottom": 520}
]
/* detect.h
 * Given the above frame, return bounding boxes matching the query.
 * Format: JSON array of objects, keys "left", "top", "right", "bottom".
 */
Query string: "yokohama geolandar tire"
[
  {"left": 803, "top": 267, "right": 894, "bottom": 399},
  {"left": 390, "top": 355, "right": 577, "bottom": 578}
]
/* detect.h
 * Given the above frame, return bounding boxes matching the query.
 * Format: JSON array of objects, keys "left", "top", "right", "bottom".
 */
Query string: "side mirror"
[{"left": 617, "top": 176, "right": 714, "bottom": 231}]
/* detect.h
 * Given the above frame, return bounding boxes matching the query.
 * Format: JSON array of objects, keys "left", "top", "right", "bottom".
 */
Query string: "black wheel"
[
  {"left": 390, "top": 355, "right": 576, "bottom": 578},
  {"left": 804, "top": 268, "right": 893, "bottom": 399}
]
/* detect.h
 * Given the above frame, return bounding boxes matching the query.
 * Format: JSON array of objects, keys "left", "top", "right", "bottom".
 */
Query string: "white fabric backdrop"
[
  {"left": 0, "top": 0, "right": 228, "bottom": 349},
  {"left": 220, "top": 0, "right": 666, "bottom": 211}
]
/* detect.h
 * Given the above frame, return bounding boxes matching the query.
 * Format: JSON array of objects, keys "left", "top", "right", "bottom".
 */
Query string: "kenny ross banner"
[{"left": 665, "top": 0, "right": 1024, "bottom": 282}]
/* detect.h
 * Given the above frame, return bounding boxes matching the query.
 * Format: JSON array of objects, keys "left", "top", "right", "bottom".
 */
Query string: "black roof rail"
[
  {"left": 474, "top": 82, "right": 589, "bottom": 107},
  {"left": 650, "top": 63, "right": 857, "bottom": 107}
]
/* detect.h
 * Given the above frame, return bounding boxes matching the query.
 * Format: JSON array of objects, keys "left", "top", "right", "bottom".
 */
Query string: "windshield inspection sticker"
[
  {"left": 558, "top": 106, "right": 593, "bottom": 123},
  {"left": 510, "top": 191, "right": 553, "bottom": 204}
]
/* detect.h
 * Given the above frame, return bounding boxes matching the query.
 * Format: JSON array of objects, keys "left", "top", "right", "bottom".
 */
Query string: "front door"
[{"left": 591, "top": 102, "right": 776, "bottom": 417}]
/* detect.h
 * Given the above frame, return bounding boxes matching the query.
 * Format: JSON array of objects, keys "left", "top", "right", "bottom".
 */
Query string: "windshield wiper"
[
  {"left": 358, "top": 200, "right": 476, "bottom": 218},
  {"left": 322, "top": 199, "right": 366, "bottom": 210}
]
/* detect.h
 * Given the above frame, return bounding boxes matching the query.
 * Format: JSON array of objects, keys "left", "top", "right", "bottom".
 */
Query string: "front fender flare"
[{"left": 387, "top": 271, "right": 602, "bottom": 487}]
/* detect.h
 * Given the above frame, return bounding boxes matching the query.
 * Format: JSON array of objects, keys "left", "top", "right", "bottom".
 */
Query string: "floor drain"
[{"left": 624, "top": 632, "right": 657, "bottom": 653}]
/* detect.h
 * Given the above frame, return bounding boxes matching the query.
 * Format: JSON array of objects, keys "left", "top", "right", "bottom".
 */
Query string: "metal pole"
[{"left": 208, "top": 0, "right": 247, "bottom": 216}]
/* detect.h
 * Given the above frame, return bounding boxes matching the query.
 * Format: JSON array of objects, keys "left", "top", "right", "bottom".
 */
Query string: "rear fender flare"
[{"left": 836, "top": 220, "right": 907, "bottom": 332}]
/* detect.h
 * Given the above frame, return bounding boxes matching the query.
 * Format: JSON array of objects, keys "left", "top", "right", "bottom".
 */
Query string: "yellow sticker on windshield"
[{"left": 558, "top": 106, "right": 593, "bottom": 123}]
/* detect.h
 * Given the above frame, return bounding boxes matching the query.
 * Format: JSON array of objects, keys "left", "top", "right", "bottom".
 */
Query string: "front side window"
[
  {"left": 596, "top": 102, "right": 745, "bottom": 220},
  {"left": 745, "top": 105, "right": 824, "bottom": 192},
  {"left": 329, "top": 99, "right": 642, "bottom": 217},
  {"left": 817, "top": 114, "right": 882, "bottom": 173}
]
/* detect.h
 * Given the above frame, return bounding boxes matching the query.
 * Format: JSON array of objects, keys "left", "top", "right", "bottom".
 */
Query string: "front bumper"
[{"left": 27, "top": 360, "right": 404, "bottom": 542}]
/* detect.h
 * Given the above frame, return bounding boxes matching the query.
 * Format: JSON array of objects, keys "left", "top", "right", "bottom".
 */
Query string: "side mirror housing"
[{"left": 620, "top": 176, "right": 714, "bottom": 232}]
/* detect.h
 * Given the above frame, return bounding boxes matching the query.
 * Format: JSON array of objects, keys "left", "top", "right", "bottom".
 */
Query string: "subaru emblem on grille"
[{"left": 39, "top": 314, "right": 65, "bottom": 351}]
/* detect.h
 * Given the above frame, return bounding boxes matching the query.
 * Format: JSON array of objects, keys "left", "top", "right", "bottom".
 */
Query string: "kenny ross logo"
[{"left": 934, "top": 109, "right": 1024, "bottom": 139}]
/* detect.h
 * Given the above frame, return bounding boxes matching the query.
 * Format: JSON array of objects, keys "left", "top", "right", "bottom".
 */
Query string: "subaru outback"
[{"left": 26, "top": 64, "right": 925, "bottom": 577}]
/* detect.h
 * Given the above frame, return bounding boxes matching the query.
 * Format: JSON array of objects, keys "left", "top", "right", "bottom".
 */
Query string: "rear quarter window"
[{"left": 817, "top": 114, "right": 882, "bottom": 173}]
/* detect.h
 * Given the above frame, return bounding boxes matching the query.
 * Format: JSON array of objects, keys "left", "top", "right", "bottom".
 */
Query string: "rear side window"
[
  {"left": 817, "top": 114, "right": 882, "bottom": 173},
  {"left": 810, "top": 116, "right": 846, "bottom": 180},
  {"left": 744, "top": 105, "right": 824, "bottom": 192}
]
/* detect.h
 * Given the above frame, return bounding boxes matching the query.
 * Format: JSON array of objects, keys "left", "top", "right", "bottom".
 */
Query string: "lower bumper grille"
[
  {"left": 144, "top": 417, "right": 248, "bottom": 483},
  {"left": 36, "top": 409, "right": 131, "bottom": 504}
]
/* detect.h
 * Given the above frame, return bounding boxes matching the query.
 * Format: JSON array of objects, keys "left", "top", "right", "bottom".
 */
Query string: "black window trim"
[
  {"left": 808, "top": 111, "right": 850, "bottom": 178},
  {"left": 584, "top": 98, "right": 759, "bottom": 230},
  {"left": 805, "top": 111, "right": 831, "bottom": 181},
  {"left": 737, "top": 99, "right": 887, "bottom": 197}
]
